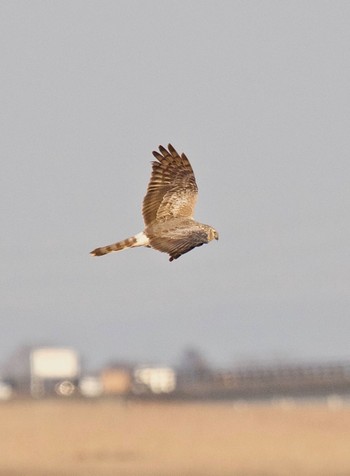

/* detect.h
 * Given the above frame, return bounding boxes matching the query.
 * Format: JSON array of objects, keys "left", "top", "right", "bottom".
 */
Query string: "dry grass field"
[{"left": 1, "top": 399, "right": 350, "bottom": 476}]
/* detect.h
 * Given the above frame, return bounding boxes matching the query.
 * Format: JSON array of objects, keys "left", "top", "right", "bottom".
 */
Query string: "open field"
[{"left": 1, "top": 399, "right": 350, "bottom": 476}]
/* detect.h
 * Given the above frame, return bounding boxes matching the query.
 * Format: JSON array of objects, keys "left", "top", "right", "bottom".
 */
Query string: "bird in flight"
[{"left": 90, "top": 144, "right": 218, "bottom": 262}]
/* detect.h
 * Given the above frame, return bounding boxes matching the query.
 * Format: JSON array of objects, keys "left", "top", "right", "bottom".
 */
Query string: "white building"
[
  {"left": 134, "top": 366, "right": 176, "bottom": 394},
  {"left": 4, "top": 346, "right": 80, "bottom": 397}
]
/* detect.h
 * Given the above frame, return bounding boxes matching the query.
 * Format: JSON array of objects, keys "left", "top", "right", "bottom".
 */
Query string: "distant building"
[
  {"left": 0, "top": 381, "right": 13, "bottom": 400},
  {"left": 134, "top": 367, "right": 176, "bottom": 394},
  {"left": 176, "top": 360, "right": 350, "bottom": 401},
  {"left": 100, "top": 366, "right": 132, "bottom": 396},
  {"left": 79, "top": 376, "right": 104, "bottom": 398},
  {"left": 4, "top": 346, "right": 80, "bottom": 397}
]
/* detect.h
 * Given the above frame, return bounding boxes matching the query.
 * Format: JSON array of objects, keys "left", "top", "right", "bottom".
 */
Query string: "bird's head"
[{"left": 208, "top": 227, "right": 219, "bottom": 241}]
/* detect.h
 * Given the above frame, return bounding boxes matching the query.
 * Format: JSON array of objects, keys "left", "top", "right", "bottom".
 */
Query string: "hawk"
[{"left": 90, "top": 144, "right": 218, "bottom": 261}]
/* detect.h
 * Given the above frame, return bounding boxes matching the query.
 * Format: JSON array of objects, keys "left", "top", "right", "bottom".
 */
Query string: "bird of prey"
[{"left": 90, "top": 144, "right": 218, "bottom": 262}]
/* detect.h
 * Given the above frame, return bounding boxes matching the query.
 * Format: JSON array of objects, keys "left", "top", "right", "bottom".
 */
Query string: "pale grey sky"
[{"left": 1, "top": 1, "right": 350, "bottom": 370}]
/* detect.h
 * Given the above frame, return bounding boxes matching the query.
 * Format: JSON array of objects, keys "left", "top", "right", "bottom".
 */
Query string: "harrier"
[{"left": 90, "top": 144, "right": 218, "bottom": 261}]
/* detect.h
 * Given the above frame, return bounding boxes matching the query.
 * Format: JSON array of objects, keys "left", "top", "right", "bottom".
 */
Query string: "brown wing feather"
[
  {"left": 149, "top": 228, "right": 209, "bottom": 261},
  {"left": 142, "top": 144, "right": 198, "bottom": 226}
]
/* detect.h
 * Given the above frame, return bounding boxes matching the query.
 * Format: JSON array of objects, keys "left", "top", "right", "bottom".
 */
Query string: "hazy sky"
[{"left": 2, "top": 1, "right": 350, "bottom": 371}]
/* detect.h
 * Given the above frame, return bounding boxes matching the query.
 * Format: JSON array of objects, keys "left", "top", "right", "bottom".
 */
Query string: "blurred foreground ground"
[{"left": 1, "top": 399, "right": 350, "bottom": 476}]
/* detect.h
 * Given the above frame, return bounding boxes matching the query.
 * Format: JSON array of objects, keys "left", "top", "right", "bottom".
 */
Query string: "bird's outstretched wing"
[{"left": 142, "top": 144, "right": 198, "bottom": 226}]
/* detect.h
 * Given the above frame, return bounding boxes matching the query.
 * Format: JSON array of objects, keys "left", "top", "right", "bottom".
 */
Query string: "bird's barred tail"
[{"left": 90, "top": 232, "right": 149, "bottom": 257}]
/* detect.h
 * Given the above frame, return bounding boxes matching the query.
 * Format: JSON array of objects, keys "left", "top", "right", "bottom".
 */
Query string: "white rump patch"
[{"left": 134, "top": 231, "right": 150, "bottom": 247}]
